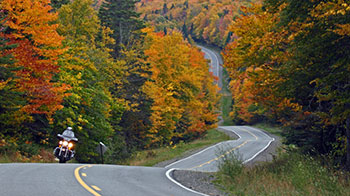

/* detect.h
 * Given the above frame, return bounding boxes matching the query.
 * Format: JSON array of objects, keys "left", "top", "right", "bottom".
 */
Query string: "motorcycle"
[{"left": 53, "top": 127, "right": 78, "bottom": 163}]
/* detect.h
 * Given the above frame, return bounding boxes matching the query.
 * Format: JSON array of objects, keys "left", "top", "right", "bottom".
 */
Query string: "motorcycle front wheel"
[{"left": 59, "top": 157, "right": 66, "bottom": 163}]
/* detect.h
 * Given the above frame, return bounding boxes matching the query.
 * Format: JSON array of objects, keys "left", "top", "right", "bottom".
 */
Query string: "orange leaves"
[
  {"left": 143, "top": 29, "right": 219, "bottom": 145},
  {"left": 223, "top": 3, "right": 300, "bottom": 123},
  {"left": 136, "top": 0, "right": 259, "bottom": 47},
  {"left": 1, "top": 0, "right": 69, "bottom": 119},
  {"left": 2, "top": 0, "right": 64, "bottom": 48}
]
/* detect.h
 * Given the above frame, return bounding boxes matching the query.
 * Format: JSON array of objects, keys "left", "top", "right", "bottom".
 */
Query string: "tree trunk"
[
  {"left": 346, "top": 116, "right": 350, "bottom": 171},
  {"left": 119, "top": 21, "right": 123, "bottom": 45}
]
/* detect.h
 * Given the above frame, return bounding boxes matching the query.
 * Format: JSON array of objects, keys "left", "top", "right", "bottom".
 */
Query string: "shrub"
[{"left": 216, "top": 150, "right": 350, "bottom": 196}]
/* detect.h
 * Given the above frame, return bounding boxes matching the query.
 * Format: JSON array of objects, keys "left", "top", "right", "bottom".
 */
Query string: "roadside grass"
[
  {"left": 221, "top": 68, "right": 231, "bottom": 95},
  {"left": 0, "top": 154, "right": 11, "bottom": 163},
  {"left": 221, "top": 95, "right": 234, "bottom": 126},
  {"left": 220, "top": 67, "right": 235, "bottom": 126},
  {"left": 0, "top": 148, "right": 56, "bottom": 163},
  {"left": 253, "top": 123, "right": 284, "bottom": 138},
  {"left": 216, "top": 150, "right": 350, "bottom": 196},
  {"left": 123, "top": 129, "right": 231, "bottom": 166}
]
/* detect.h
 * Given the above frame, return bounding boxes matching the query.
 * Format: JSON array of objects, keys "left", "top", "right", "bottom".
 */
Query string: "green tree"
[
  {"left": 1, "top": 0, "right": 69, "bottom": 148},
  {"left": 116, "top": 47, "right": 153, "bottom": 151},
  {"left": 55, "top": 0, "right": 125, "bottom": 163},
  {"left": 99, "top": 0, "right": 145, "bottom": 57},
  {"left": 99, "top": 0, "right": 152, "bottom": 153},
  {"left": 265, "top": 0, "right": 350, "bottom": 168},
  {"left": 50, "top": 0, "right": 70, "bottom": 10},
  {"left": 0, "top": 12, "right": 22, "bottom": 140},
  {"left": 223, "top": 0, "right": 350, "bottom": 169}
]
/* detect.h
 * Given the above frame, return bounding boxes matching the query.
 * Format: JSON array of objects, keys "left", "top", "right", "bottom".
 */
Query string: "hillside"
[{"left": 136, "top": 0, "right": 261, "bottom": 48}]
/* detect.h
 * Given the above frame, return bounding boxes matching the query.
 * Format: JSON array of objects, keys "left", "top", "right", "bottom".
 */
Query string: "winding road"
[
  {"left": 0, "top": 47, "right": 276, "bottom": 196},
  {"left": 197, "top": 45, "right": 223, "bottom": 88},
  {"left": 0, "top": 126, "right": 274, "bottom": 196}
]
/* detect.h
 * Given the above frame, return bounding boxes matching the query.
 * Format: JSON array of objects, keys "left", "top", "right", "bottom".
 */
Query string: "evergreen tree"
[
  {"left": 117, "top": 45, "right": 152, "bottom": 151},
  {"left": 0, "top": 13, "right": 22, "bottom": 140},
  {"left": 1, "top": 0, "right": 69, "bottom": 145},
  {"left": 99, "top": 0, "right": 145, "bottom": 57},
  {"left": 0, "top": 14, "right": 16, "bottom": 65},
  {"left": 99, "top": 0, "right": 152, "bottom": 152},
  {"left": 50, "top": 0, "right": 70, "bottom": 10}
]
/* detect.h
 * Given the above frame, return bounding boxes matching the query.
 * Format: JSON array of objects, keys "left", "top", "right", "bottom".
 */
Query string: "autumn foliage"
[
  {"left": 1, "top": 0, "right": 220, "bottom": 163},
  {"left": 136, "top": 0, "right": 261, "bottom": 47},
  {"left": 1, "top": 0, "right": 69, "bottom": 119},
  {"left": 223, "top": 1, "right": 350, "bottom": 169},
  {"left": 143, "top": 28, "right": 219, "bottom": 146}
]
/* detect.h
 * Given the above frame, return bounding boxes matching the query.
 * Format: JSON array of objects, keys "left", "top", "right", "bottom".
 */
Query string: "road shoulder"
[{"left": 169, "top": 128, "right": 281, "bottom": 196}]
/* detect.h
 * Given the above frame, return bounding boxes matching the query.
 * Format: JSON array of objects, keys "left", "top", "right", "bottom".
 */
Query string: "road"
[
  {"left": 0, "top": 126, "right": 274, "bottom": 196},
  {"left": 0, "top": 163, "right": 199, "bottom": 196},
  {"left": 197, "top": 45, "right": 223, "bottom": 88},
  {"left": 165, "top": 126, "right": 274, "bottom": 172},
  {"left": 0, "top": 46, "right": 275, "bottom": 196}
]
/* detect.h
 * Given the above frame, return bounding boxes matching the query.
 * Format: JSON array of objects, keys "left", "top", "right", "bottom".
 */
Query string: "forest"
[
  {"left": 223, "top": 0, "right": 350, "bottom": 169},
  {"left": 136, "top": 0, "right": 261, "bottom": 48},
  {"left": 0, "top": 0, "right": 219, "bottom": 163},
  {"left": 1, "top": 0, "right": 350, "bottom": 171},
  {"left": 138, "top": 0, "right": 350, "bottom": 169}
]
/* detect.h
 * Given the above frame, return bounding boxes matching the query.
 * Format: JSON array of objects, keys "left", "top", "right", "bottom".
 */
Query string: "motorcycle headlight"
[
  {"left": 68, "top": 142, "right": 73, "bottom": 148},
  {"left": 63, "top": 141, "right": 68, "bottom": 146},
  {"left": 59, "top": 141, "right": 63, "bottom": 145}
]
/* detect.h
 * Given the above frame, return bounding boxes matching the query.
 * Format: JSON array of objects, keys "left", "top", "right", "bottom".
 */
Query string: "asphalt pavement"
[
  {"left": 0, "top": 126, "right": 274, "bottom": 196},
  {"left": 165, "top": 126, "right": 274, "bottom": 172},
  {"left": 0, "top": 163, "right": 200, "bottom": 196},
  {"left": 197, "top": 45, "right": 223, "bottom": 88}
]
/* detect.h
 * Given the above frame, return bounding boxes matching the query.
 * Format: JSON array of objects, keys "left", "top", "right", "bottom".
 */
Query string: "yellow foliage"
[
  {"left": 143, "top": 28, "right": 219, "bottom": 146},
  {"left": 223, "top": 3, "right": 301, "bottom": 123}
]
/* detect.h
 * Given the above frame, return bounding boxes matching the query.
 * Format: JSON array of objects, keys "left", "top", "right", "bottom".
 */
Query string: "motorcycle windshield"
[{"left": 60, "top": 130, "right": 78, "bottom": 142}]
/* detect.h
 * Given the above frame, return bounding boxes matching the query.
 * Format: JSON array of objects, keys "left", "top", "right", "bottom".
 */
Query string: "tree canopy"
[{"left": 223, "top": 0, "right": 350, "bottom": 169}]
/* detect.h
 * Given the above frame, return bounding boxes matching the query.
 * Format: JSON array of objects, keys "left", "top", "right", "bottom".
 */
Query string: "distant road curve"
[
  {"left": 197, "top": 45, "right": 223, "bottom": 88},
  {"left": 165, "top": 126, "right": 275, "bottom": 172}
]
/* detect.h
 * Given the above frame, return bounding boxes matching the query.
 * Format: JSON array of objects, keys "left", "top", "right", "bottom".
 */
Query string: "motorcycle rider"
[
  {"left": 58, "top": 127, "right": 78, "bottom": 142},
  {"left": 54, "top": 127, "right": 78, "bottom": 162}
]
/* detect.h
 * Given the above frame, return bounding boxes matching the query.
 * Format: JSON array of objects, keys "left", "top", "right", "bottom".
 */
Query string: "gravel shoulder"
[{"left": 164, "top": 127, "right": 282, "bottom": 196}]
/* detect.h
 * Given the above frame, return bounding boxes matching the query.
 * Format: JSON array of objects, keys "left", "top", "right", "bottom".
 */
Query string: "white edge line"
[
  {"left": 219, "top": 126, "right": 242, "bottom": 140},
  {"left": 165, "top": 126, "right": 275, "bottom": 196},
  {"left": 241, "top": 126, "right": 275, "bottom": 164},
  {"left": 165, "top": 141, "right": 228, "bottom": 168},
  {"left": 244, "top": 126, "right": 276, "bottom": 141},
  {"left": 165, "top": 127, "right": 241, "bottom": 169},
  {"left": 206, "top": 48, "right": 220, "bottom": 77},
  {"left": 242, "top": 139, "right": 274, "bottom": 164},
  {"left": 200, "top": 46, "right": 220, "bottom": 77},
  {"left": 166, "top": 168, "right": 210, "bottom": 196}
]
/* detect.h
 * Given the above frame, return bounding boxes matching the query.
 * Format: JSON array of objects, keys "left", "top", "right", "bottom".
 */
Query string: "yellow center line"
[
  {"left": 82, "top": 173, "right": 87, "bottom": 177},
  {"left": 91, "top": 185, "right": 102, "bottom": 191},
  {"left": 236, "top": 127, "right": 258, "bottom": 140},
  {"left": 190, "top": 140, "right": 249, "bottom": 170},
  {"left": 74, "top": 165, "right": 102, "bottom": 196},
  {"left": 190, "top": 127, "right": 260, "bottom": 170}
]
